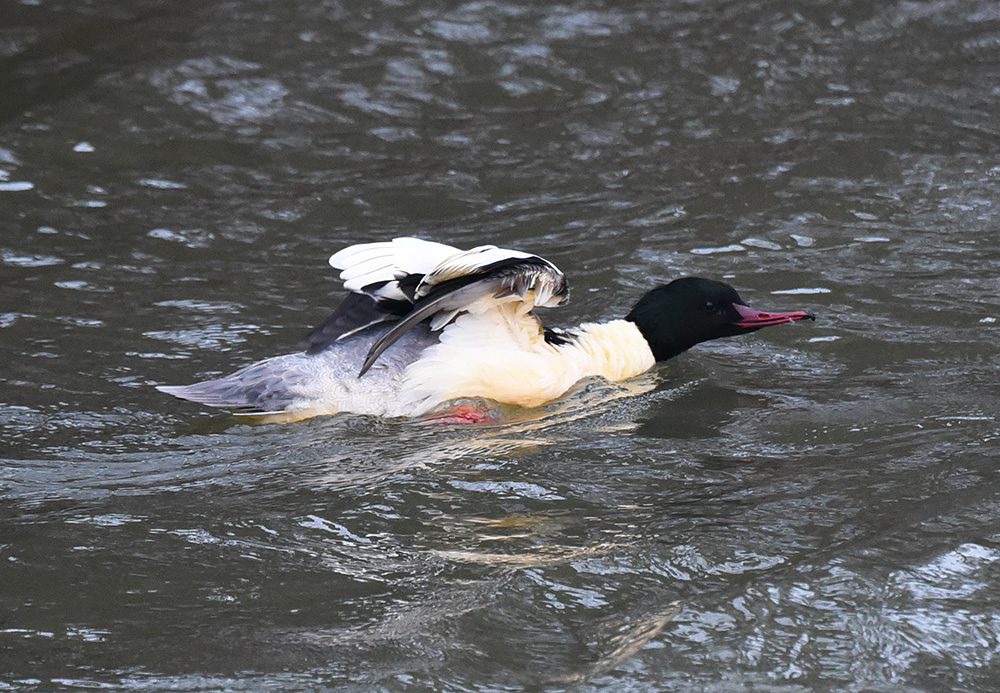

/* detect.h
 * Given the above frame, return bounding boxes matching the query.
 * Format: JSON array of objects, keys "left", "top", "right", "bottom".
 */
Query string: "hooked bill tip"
[{"left": 732, "top": 303, "right": 816, "bottom": 327}]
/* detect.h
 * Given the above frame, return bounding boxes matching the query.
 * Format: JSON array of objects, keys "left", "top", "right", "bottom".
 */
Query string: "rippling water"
[{"left": 4, "top": 0, "right": 1000, "bottom": 689}]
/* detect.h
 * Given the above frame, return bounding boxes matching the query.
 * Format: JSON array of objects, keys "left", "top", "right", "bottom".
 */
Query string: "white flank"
[{"left": 400, "top": 308, "right": 655, "bottom": 414}]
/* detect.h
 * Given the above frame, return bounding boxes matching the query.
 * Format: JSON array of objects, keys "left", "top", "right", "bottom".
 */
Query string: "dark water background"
[{"left": 3, "top": 0, "right": 1000, "bottom": 690}]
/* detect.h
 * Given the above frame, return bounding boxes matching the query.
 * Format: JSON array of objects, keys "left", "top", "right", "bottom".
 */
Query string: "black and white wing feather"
[
  {"left": 298, "top": 238, "right": 460, "bottom": 353},
  {"left": 299, "top": 237, "right": 569, "bottom": 376}
]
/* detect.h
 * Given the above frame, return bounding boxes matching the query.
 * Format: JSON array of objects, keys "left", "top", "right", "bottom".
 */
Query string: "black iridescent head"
[{"left": 625, "top": 277, "right": 815, "bottom": 361}]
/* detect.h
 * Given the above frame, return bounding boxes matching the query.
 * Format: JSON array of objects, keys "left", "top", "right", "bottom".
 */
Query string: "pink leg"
[{"left": 417, "top": 402, "right": 499, "bottom": 424}]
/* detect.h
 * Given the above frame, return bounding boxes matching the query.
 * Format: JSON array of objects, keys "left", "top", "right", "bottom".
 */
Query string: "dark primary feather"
[{"left": 298, "top": 292, "right": 407, "bottom": 354}]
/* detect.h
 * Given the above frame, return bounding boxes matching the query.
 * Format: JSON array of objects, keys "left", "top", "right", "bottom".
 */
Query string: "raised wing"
[
  {"left": 299, "top": 238, "right": 460, "bottom": 353},
  {"left": 301, "top": 237, "right": 568, "bottom": 374},
  {"left": 356, "top": 244, "right": 569, "bottom": 376}
]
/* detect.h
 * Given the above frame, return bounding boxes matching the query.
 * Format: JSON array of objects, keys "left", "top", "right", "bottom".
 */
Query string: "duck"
[{"left": 157, "top": 237, "right": 815, "bottom": 423}]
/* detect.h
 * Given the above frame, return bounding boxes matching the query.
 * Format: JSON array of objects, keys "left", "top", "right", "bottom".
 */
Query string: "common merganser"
[{"left": 158, "top": 238, "right": 815, "bottom": 423}]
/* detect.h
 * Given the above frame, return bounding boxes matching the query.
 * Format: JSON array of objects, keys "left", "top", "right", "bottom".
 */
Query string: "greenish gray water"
[{"left": 3, "top": 0, "right": 1000, "bottom": 690}]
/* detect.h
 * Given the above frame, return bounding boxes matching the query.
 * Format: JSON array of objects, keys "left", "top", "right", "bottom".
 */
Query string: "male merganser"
[{"left": 158, "top": 238, "right": 815, "bottom": 423}]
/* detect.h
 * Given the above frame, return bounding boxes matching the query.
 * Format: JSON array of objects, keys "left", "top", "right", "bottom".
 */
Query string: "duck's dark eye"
[{"left": 701, "top": 300, "right": 716, "bottom": 313}]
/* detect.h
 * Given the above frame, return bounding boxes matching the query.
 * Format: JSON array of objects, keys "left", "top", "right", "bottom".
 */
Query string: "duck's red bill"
[{"left": 733, "top": 303, "right": 816, "bottom": 328}]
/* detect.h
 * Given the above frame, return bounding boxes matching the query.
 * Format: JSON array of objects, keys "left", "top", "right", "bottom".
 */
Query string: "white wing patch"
[{"left": 330, "top": 237, "right": 460, "bottom": 297}]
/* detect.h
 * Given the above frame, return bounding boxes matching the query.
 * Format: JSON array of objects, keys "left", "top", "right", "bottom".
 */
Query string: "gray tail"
[
  {"left": 156, "top": 353, "right": 320, "bottom": 418},
  {"left": 156, "top": 380, "right": 261, "bottom": 411}
]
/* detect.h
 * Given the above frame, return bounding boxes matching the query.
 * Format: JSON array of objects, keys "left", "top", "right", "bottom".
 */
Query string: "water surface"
[{"left": 3, "top": 0, "right": 1000, "bottom": 690}]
